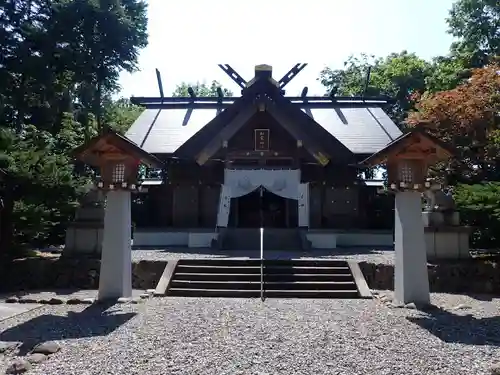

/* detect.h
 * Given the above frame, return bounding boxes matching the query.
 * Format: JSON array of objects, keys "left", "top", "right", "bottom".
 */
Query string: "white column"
[
  {"left": 298, "top": 183, "right": 309, "bottom": 227},
  {"left": 98, "top": 190, "right": 132, "bottom": 300},
  {"left": 394, "top": 191, "right": 430, "bottom": 305}
]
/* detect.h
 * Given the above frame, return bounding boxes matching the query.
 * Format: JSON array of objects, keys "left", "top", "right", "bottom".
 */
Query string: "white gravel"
[
  {"left": 132, "top": 248, "right": 395, "bottom": 264},
  {"left": 1, "top": 292, "right": 500, "bottom": 374}
]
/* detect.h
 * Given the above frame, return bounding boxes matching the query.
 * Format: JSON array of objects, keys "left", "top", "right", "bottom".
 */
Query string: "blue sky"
[{"left": 118, "top": 0, "right": 456, "bottom": 98}]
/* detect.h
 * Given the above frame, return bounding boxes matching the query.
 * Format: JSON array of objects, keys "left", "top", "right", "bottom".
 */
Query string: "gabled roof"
[
  {"left": 125, "top": 105, "right": 402, "bottom": 156},
  {"left": 126, "top": 64, "right": 402, "bottom": 159}
]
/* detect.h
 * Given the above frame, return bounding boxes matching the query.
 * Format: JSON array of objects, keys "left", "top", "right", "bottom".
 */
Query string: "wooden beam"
[
  {"left": 265, "top": 101, "right": 330, "bottom": 166},
  {"left": 196, "top": 104, "right": 257, "bottom": 165}
]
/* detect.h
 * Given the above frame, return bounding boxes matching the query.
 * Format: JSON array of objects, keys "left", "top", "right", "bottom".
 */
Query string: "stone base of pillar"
[
  {"left": 98, "top": 190, "right": 132, "bottom": 301},
  {"left": 394, "top": 191, "right": 430, "bottom": 305}
]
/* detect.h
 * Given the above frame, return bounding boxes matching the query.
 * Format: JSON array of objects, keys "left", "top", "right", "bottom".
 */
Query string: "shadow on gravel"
[
  {"left": 407, "top": 307, "right": 500, "bottom": 347},
  {"left": 0, "top": 302, "right": 136, "bottom": 355}
]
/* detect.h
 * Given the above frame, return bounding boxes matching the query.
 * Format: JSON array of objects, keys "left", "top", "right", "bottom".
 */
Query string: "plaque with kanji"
[{"left": 254, "top": 129, "right": 269, "bottom": 151}]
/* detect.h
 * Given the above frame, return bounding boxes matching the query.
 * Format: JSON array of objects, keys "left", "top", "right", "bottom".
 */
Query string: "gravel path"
[
  {"left": 1, "top": 293, "right": 500, "bottom": 374},
  {"left": 132, "top": 248, "right": 395, "bottom": 264}
]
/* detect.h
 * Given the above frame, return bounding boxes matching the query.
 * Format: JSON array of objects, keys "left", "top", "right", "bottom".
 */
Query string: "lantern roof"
[
  {"left": 361, "top": 128, "right": 453, "bottom": 167},
  {"left": 72, "top": 129, "right": 163, "bottom": 168}
]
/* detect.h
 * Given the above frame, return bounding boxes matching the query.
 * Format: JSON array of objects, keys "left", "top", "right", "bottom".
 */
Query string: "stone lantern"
[
  {"left": 363, "top": 129, "right": 453, "bottom": 305},
  {"left": 72, "top": 130, "right": 162, "bottom": 300}
]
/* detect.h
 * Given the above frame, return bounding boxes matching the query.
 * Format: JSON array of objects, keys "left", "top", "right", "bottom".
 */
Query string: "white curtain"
[
  {"left": 216, "top": 169, "right": 301, "bottom": 227},
  {"left": 224, "top": 169, "right": 300, "bottom": 200}
]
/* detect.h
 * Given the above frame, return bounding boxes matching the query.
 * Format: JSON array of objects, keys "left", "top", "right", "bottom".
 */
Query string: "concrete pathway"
[{"left": 0, "top": 303, "right": 41, "bottom": 322}]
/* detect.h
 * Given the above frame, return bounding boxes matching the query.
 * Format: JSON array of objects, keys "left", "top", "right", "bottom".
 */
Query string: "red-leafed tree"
[{"left": 407, "top": 63, "right": 500, "bottom": 184}]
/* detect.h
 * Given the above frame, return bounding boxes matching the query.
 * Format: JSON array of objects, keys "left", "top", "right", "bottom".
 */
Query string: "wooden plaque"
[{"left": 254, "top": 129, "right": 269, "bottom": 151}]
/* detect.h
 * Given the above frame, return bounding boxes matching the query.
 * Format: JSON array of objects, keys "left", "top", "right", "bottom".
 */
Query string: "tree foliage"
[
  {"left": 320, "top": 52, "right": 432, "bottom": 125},
  {"left": 172, "top": 81, "right": 233, "bottom": 97},
  {"left": 447, "top": 0, "right": 500, "bottom": 68},
  {"left": 103, "top": 98, "right": 143, "bottom": 134},
  {"left": 407, "top": 64, "right": 500, "bottom": 184},
  {"left": 0, "top": 0, "right": 148, "bottom": 257},
  {"left": 454, "top": 183, "right": 500, "bottom": 248}
]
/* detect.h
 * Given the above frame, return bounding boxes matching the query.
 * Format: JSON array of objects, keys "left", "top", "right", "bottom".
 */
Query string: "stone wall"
[
  {"left": 0, "top": 258, "right": 166, "bottom": 292},
  {"left": 1, "top": 257, "right": 498, "bottom": 295},
  {"left": 360, "top": 259, "right": 500, "bottom": 294}
]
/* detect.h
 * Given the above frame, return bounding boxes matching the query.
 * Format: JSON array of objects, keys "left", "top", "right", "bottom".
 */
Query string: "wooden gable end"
[
  {"left": 72, "top": 130, "right": 163, "bottom": 168},
  {"left": 226, "top": 112, "right": 302, "bottom": 154},
  {"left": 363, "top": 129, "right": 453, "bottom": 167}
]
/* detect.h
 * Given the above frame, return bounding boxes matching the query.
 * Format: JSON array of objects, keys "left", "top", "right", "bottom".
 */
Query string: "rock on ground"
[{"left": 0, "top": 292, "right": 499, "bottom": 375}]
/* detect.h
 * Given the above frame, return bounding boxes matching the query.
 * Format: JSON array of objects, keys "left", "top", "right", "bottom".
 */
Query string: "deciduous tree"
[{"left": 407, "top": 64, "right": 500, "bottom": 184}]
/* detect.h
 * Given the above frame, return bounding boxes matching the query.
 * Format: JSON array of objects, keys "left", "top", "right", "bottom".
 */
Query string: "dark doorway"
[{"left": 228, "top": 188, "right": 298, "bottom": 228}]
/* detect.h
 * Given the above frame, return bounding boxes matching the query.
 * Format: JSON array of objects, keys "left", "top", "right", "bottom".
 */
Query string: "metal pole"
[
  {"left": 260, "top": 226, "right": 264, "bottom": 302},
  {"left": 259, "top": 187, "right": 265, "bottom": 301}
]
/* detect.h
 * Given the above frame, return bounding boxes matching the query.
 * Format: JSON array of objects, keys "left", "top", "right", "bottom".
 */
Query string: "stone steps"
[{"left": 163, "top": 258, "right": 371, "bottom": 299}]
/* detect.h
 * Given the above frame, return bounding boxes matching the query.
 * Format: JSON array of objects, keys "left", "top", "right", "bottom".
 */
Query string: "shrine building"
[{"left": 126, "top": 64, "right": 402, "bottom": 250}]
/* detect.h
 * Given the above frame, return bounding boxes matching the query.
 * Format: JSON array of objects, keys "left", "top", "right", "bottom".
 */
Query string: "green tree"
[
  {"left": 103, "top": 98, "right": 143, "bottom": 134},
  {"left": 0, "top": 117, "right": 94, "bottom": 255},
  {"left": 446, "top": 0, "right": 500, "bottom": 68},
  {"left": 454, "top": 183, "right": 500, "bottom": 248},
  {"left": 425, "top": 55, "right": 471, "bottom": 93},
  {"left": 50, "top": 0, "right": 148, "bottom": 130},
  {"left": 0, "top": 0, "right": 150, "bottom": 257},
  {"left": 172, "top": 81, "right": 233, "bottom": 97},
  {"left": 319, "top": 52, "right": 432, "bottom": 125}
]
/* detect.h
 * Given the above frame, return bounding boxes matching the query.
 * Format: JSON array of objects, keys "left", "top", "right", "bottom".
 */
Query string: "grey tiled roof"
[
  {"left": 125, "top": 106, "right": 402, "bottom": 155},
  {"left": 302, "top": 107, "right": 402, "bottom": 154}
]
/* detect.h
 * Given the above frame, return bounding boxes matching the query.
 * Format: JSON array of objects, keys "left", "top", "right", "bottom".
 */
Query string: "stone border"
[
  {"left": 3, "top": 289, "right": 157, "bottom": 306},
  {"left": 2, "top": 341, "right": 62, "bottom": 374},
  {"left": 154, "top": 259, "right": 178, "bottom": 296},
  {"left": 347, "top": 261, "right": 372, "bottom": 298}
]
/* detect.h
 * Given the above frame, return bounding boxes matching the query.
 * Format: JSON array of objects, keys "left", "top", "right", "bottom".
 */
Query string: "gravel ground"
[
  {"left": 131, "top": 248, "right": 395, "bottom": 264},
  {"left": 1, "top": 292, "right": 500, "bottom": 375}
]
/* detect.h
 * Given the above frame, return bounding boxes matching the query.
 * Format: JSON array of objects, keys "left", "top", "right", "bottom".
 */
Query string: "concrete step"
[
  {"left": 162, "top": 258, "right": 369, "bottom": 299},
  {"left": 173, "top": 272, "right": 354, "bottom": 282},
  {"left": 168, "top": 288, "right": 261, "bottom": 298},
  {"left": 170, "top": 280, "right": 356, "bottom": 291},
  {"left": 264, "top": 289, "right": 360, "bottom": 298},
  {"left": 264, "top": 281, "right": 357, "bottom": 290},
  {"left": 176, "top": 264, "right": 350, "bottom": 275},
  {"left": 170, "top": 280, "right": 262, "bottom": 290},
  {"left": 168, "top": 288, "right": 359, "bottom": 298},
  {"left": 265, "top": 266, "right": 351, "bottom": 274},
  {"left": 176, "top": 265, "right": 262, "bottom": 274},
  {"left": 179, "top": 259, "right": 349, "bottom": 267}
]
